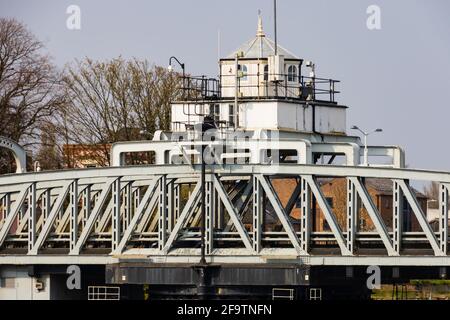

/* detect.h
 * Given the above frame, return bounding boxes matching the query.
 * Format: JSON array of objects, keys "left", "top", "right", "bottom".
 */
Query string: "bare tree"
[
  {"left": 59, "top": 57, "right": 180, "bottom": 167},
  {"left": 35, "top": 122, "right": 63, "bottom": 170},
  {"left": 0, "top": 18, "right": 63, "bottom": 172}
]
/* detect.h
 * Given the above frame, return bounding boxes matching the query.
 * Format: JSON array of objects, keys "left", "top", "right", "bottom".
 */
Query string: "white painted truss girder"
[{"left": 0, "top": 164, "right": 448, "bottom": 265}]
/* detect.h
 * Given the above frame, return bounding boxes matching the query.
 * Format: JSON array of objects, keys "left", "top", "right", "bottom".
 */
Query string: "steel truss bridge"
[{"left": 0, "top": 163, "right": 449, "bottom": 267}]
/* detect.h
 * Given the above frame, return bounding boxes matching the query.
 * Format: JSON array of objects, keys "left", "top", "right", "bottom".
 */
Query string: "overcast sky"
[{"left": 1, "top": 0, "right": 450, "bottom": 174}]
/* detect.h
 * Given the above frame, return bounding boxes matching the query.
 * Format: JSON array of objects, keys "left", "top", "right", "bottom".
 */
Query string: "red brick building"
[{"left": 271, "top": 177, "right": 427, "bottom": 233}]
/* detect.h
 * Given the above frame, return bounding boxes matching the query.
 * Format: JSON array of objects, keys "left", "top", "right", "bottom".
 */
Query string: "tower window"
[
  {"left": 263, "top": 65, "right": 269, "bottom": 81},
  {"left": 209, "top": 104, "right": 220, "bottom": 123},
  {"left": 288, "top": 65, "right": 297, "bottom": 82},
  {"left": 239, "top": 64, "right": 248, "bottom": 81},
  {"left": 228, "top": 104, "right": 235, "bottom": 126}
]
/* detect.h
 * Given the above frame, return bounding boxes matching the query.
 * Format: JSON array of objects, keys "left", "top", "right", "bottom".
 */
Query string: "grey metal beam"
[
  {"left": 158, "top": 175, "right": 167, "bottom": 251},
  {"left": 4, "top": 253, "right": 450, "bottom": 266},
  {"left": 397, "top": 179, "right": 443, "bottom": 256},
  {"left": 27, "top": 183, "right": 36, "bottom": 252},
  {"left": 252, "top": 175, "right": 263, "bottom": 253},
  {"left": 300, "top": 177, "right": 311, "bottom": 254},
  {"left": 112, "top": 178, "right": 160, "bottom": 254},
  {"left": 257, "top": 174, "right": 304, "bottom": 255},
  {"left": 285, "top": 179, "right": 302, "bottom": 215},
  {"left": 69, "top": 180, "right": 79, "bottom": 251},
  {"left": 393, "top": 180, "right": 403, "bottom": 254},
  {"left": 346, "top": 179, "right": 357, "bottom": 254},
  {"left": 5, "top": 164, "right": 450, "bottom": 189},
  {"left": 213, "top": 175, "right": 253, "bottom": 251},
  {"left": 305, "top": 175, "right": 350, "bottom": 256},
  {"left": 350, "top": 177, "right": 397, "bottom": 256},
  {"left": 28, "top": 181, "right": 71, "bottom": 255},
  {"left": 224, "top": 180, "right": 253, "bottom": 232},
  {"left": 162, "top": 181, "right": 201, "bottom": 253},
  {"left": 205, "top": 181, "right": 214, "bottom": 254},
  {"left": 69, "top": 178, "right": 116, "bottom": 255},
  {"left": 440, "top": 184, "right": 449, "bottom": 254},
  {"left": 112, "top": 178, "right": 121, "bottom": 251}
]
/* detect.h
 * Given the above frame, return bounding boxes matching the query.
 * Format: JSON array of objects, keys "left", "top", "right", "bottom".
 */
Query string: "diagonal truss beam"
[
  {"left": 112, "top": 178, "right": 160, "bottom": 254},
  {"left": 69, "top": 178, "right": 117, "bottom": 255},
  {"left": 350, "top": 177, "right": 397, "bottom": 256},
  {"left": 304, "top": 175, "right": 351, "bottom": 256},
  {"left": 162, "top": 181, "right": 201, "bottom": 253},
  {"left": 397, "top": 179, "right": 443, "bottom": 256},
  {"left": 28, "top": 181, "right": 72, "bottom": 255},
  {"left": 0, "top": 184, "right": 30, "bottom": 247},
  {"left": 224, "top": 180, "right": 253, "bottom": 232},
  {"left": 257, "top": 174, "right": 304, "bottom": 255},
  {"left": 285, "top": 179, "right": 302, "bottom": 215},
  {"left": 213, "top": 175, "right": 253, "bottom": 251}
]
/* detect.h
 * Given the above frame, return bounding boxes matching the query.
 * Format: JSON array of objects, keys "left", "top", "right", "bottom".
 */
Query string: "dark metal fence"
[{"left": 177, "top": 73, "right": 340, "bottom": 103}]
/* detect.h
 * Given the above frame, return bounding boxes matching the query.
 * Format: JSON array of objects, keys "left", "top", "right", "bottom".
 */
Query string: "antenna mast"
[{"left": 274, "top": 0, "right": 278, "bottom": 55}]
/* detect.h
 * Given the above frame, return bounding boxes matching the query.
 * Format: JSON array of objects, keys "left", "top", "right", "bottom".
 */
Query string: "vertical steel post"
[
  {"left": 123, "top": 183, "right": 132, "bottom": 231},
  {"left": 133, "top": 187, "right": 141, "bottom": 216},
  {"left": 158, "top": 176, "right": 167, "bottom": 251},
  {"left": 2, "top": 193, "right": 10, "bottom": 221},
  {"left": 41, "top": 189, "right": 50, "bottom": 221},
  {"left": 70, "top": 180, "right": 79, "bottom": 251},
  {"left": 393, "top": 180, "right": 403, "bottom": 254},
  {"left": 174, "top": 184, "right": 180, "bottom": 221},
  {"left": 82, "top": 186, "right": 91, "bottom": 228},
  {"left": 167, "top": 180, "right": 175, "bottom": 232},
  {"left": 200, "top": 143, "right": 206, "bottom": 264},
  {"left": 346, "top": 179, "right": 357, "bottom": 254},
  {"left": 252, "top": 175, "right": 263, "bottom": 253},
  {"left": 205, "top": 180, "right": 214, "bottom": 254},
  {"left": 301, "top": 177, "right": 311, "bottom": 253},
  {"left": 112, "top": 178, "right": 121, "bottom": 251},
  {"left": 27, "top": 182, "right": 36, "bottom": 253},
  {"left": 439, "top": 184, "right": 448, "bottom": 254}
]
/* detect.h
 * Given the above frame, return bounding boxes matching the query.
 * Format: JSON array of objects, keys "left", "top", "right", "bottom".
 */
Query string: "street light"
[
  {"left": 168, "top": 56, "right": 185, "bottom": 78},
  {"left": 351, "top": 125, "right": 383, "bottom": 166}
]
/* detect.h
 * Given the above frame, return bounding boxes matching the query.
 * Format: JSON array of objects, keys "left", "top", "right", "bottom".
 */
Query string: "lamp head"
[{"left": 168, "top": 64, "right": 174, "bottom": 73}]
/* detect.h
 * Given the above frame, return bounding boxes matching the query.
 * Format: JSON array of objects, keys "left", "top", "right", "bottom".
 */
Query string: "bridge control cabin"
[{"left": 170, "top": 15, "right": 346, "bottom": 138}]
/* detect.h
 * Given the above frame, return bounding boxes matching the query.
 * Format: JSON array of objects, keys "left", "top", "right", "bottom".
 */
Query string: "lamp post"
[
  {"left": 168, "top": 56, "right": 186, "bottom": 94},
  {"left": 351, "top": 125, "right": 383, "bottom": 166},
  {"left": 168, "top": 56, "right": 185, "bottom": 78}
]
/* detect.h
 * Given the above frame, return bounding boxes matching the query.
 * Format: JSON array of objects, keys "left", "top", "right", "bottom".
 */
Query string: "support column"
[
  {"left": 393, "top": 180, "right": 403, "bottom": 254},
  {"left": 123, "top": 183, "right": 132, "bottom": 231},
  {"left": 112, "top": 178, "right": 121, "bottom": 251},
  {"left": 27, "top": 183, "right": 36, "bottom": 253},
  {"left": 81, "top": 186, "right": 91, "bottom": 228},
  {"left": 41, "top": 189, "right": 50, "bottom": 221},
  {"left": 167, "top": 181, "right": 175, "bottom": 232},
  {"left": 174, "top": 184, "right": 180, "bottom": 221},
  {"left": 1, "top": 194, "right": 10, "bottom": 221},
  {"left": 301, "top": 177, "right": 311, "bottom": 254},
  {"left": 158, "top": 176, "right": 167, "bottom": 251},
  {"left": 346, "top": 179, "right": 357, "bottom": 254},
  {"left": 133, "top": 187, "right": 141, "bottom": 214},
  {"left": 252, "top": 175, "right": 263, "bottom": 253},
  {"left": 205, "top": 180, "right": 214, "bottom": 255},
  {"left": 439, "top": 184, "right": 448, "bottom": 254},
  {"left": 69, "top": 180, "right": 79, "bottom": 251}
]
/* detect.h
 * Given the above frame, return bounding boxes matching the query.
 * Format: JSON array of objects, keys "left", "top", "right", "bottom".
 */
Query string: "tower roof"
[{"left": 225, "top": 14, "right": 300, "bottom": 60}]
